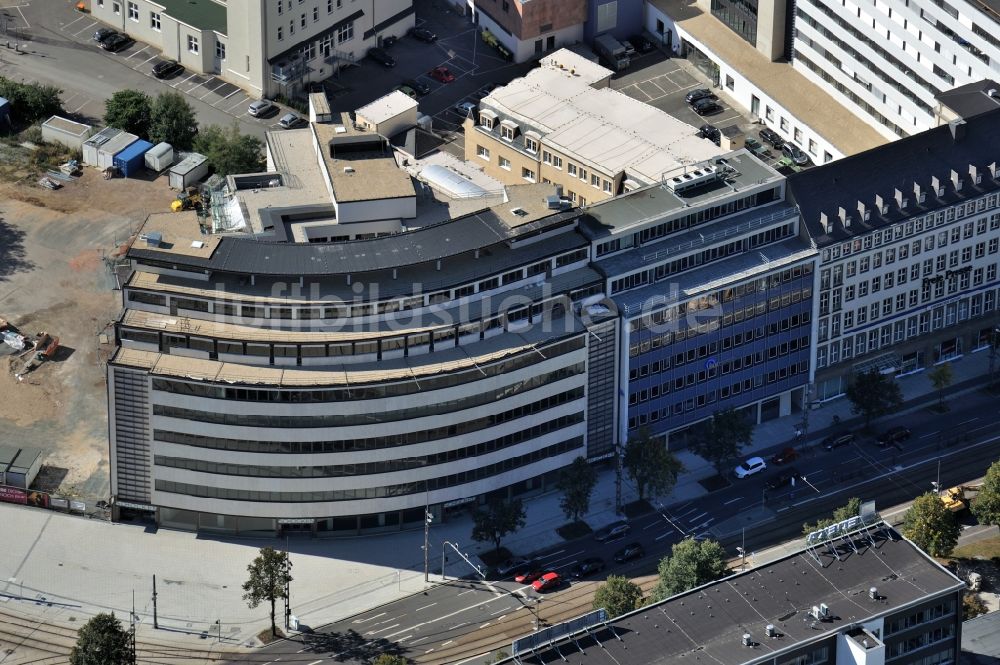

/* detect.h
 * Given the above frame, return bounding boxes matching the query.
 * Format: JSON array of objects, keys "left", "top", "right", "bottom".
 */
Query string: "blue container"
[{"left": 113, "top": 139, "right": 154, "bottom": 177}]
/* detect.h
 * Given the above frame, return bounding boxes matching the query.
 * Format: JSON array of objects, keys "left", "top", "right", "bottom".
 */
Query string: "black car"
[
  {"left": 594, "top": 521, "right": 631, "bottom": 542},
  {"left": 410, "top": 27, "right": 438, "bottom": 42},
  {"left": 685, "top": 88, "right": 715, "bottom": 104},
  {"left": 697, "top": 123, "right": 721, "bottom": 145},
  {"left": 693, "top": 98, "right": 722, "bottom": 115},
  {"left": 782, "top": 143, "right": 810, "bottom": 166},
  {"left": 876, "top": 426, "right": 912, "bottom": 447},
  {"left": 759, "top": 128, "right": 784, "bottom": 148},
  {"left": 152, "top": 60, "right": 183, "bottom": 79},
  {"left": 613, "top": 542, "right": 644, "bottom": 563},
  {"left": 569, "top": 557, "right": 605, "bottom": 579},
  {"left": 100, "top": 33, "right": 133, "bottom": 52},
  {"left": 628, "top": 35, "right": 656, "bottom": 54},
  {"left": 822, "top": 432, "right": 856, "bottom": 450},
  {"left": 402, "top": 78, "right": 431, "bottom": 95},
  {"left": 382, "top": 35, "right": 398, "bottom": 47},
  {"left": 766, "top": 468, "right": 801, "bottom": 490},
  {"left": 368, "top": 47, "right": 396, "bottom": 67},
  {"left": 94, "top": 27, "right": 116, "bottom": 43},
  {"left": 495, "top": 557, "right": 534, "bottom": 577}
]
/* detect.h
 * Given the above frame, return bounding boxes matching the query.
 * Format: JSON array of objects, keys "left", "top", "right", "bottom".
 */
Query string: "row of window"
[
  {"left": 154, "top": 437, "right": 583, "bottom": 503},
  {"left": 149, "top": 336, "right": 584, "bottom": 402},
  {"left": 154, "top": 385, "right": 586, "bottom": 430},
  {"left": 886, "top": 624, "right": 955, "bottom": 660},
  {"left": 154, "top": 414, "right": 582, "bottom": 479},
  {"left": 885, "top": 599, "right": 955, "bottom": 636}
]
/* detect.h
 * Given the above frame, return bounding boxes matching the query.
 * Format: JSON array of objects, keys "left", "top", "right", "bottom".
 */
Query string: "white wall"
[{"left": 335, "top": 196, "right": 416, "bottom": 224}]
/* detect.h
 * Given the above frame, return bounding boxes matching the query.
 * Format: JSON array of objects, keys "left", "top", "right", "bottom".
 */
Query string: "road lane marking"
[
  {"left": 141, "top": 54, "right": 158, "bottom": 65},
  {"left": 458, "top": 589, "right": 476, "bottom": 596},
  {"left": 71, "top": 20, "right": 97, "bottom": 37},
  {"left": 688, "top": 511, "right": 708, "bottom": 523},
  {"left": 490, "top": 607, "right": 510, "bottom": 616},
  {"left": 64, "top": 15, "right": 88, "bottom": 30},
  {"left": 920, "top": 431, "right": 940, "bottom": 439},
  {"left": 655, "top": 531, "right": 674, "bottom": 541},
  {"left": 970, "top": 424, "right": 995, "bottom": 432},
  {"left": 442, "top": 640, "right": 454, "bottom": 646},
  {"left": 479, "top": 622, "right": 491, "bottom": 628},
  {"left": 366, "top": 623, "right": 399, "bottom": 635},
  {"left": 723, "top": 497, "right": 743, "bottom": 505},
  {"left": 958, "top": 418, "right": 979, "bottom": 425},
  {"left": 396, "top": 634, "right": 413, "bottom": 642},
  {"left": 539, "top": 549, "right": 565, "bottom": 561},
  {"left": 220, "top": 88, "right": 241, "bottom": 101},
  {"left": 415, "top": 602, "right": 437, "bottom": 611},
  {"left": 127, "top": 45, "right": 150, "bottom": 59},
  {"left": 17, "top": 5, "right": 30, "bottom": 28},
  {"left": 352, "top": 611, "right": 385, "bottom": 624},
  {"left": 411, "top": 636, "right": 429, "bottom": 645},
  {"left": 306, "top": 661, "right": 323, "bottom": 665}
]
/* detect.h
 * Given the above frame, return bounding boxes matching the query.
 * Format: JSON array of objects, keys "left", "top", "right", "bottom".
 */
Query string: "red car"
[
  {"left": 429, "top": 66, "right": 455, "bottom": 83},
  {"left": 771, "top": 447, "right": 799, "bottom": 464},
  {"left": 514, "top": 570, "right": 544, "bottom": 584},
  {"left": 532, "top": 572, "right": 561, "bottom": 592}
]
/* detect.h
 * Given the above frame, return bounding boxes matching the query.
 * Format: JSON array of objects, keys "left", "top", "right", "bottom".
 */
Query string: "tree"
[
  {"left": 373, "top": 655, "right": 409, "bottom": 665},
  {"left": 104, "top": 89, "right": 152, "bottom": 138},
  {"left": 593, "top": 575, "right": 643, "bottom": 618},
  {"left": 472, "top": 498, "right": 526, "bottom": 555},
  {"left": 623, "top": 428, "right": 684, "bottom": 502},
  {"left": 845, "top": 369, "right": 903, "bottom": 430},
  {"left": 802, "top": 497, "right": 862, "bottom": 535},
  {"left": 902, "top": 492, "right": 960, "bottom": 557},
  {"left": 650, "top": 537, "right": 727, "bottom": 602},
  {"left": 971, "top": 458, "right": 1000, "bottom": 528},
  {"left": 70, "top": 612, "right": 131, "bottom": 665},
  {"left": 0, "top": 77, "right": 63, "bottom": 124},
  {"left": 927, "top": 362, "right": 953, "bottom": 410},
  {"left": 689, "top": 408, "right": 754, "bottom": 474},
  {"left": 149, "top": 92, "right": 199, "bottom": 150},
  {"left": 242, "top": 546, "right": 292, "bottom": 638},
  {"left": 557, "top": 456, "right": 597, "bottom": 522},
  {"left": 193, "top": 123, "right": 265, "bottom": 175},
  {"left": 963, "top": 593, "right": 988, "bottom": 620}
]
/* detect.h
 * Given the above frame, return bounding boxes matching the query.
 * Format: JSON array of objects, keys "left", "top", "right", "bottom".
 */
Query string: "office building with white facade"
[{"left": 90, "top": 0, "right": 414, "bottom": 98}]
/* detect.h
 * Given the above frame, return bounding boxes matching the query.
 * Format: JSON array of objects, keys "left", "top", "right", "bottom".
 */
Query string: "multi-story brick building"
[{"left": 470, "top": 0, "right": 588, "bottom": 62}]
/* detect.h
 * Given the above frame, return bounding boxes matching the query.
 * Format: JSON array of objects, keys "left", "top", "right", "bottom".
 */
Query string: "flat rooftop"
[
  {"left": 481, "top": 63, "right": 723, "bottom": 182},
  {"left": 513, "top": 528, "right": 963, "bottom": 665},
  {"left": 156, "top": 0, "right": 226, "bottom": 33},
  {"left": 313, "top": 123, "right": 416, "bottom": 203},
  {"left": 133, "top": 211, "right": 219, "bottom": 258},
  {"left": 650, "top": 0, "right": 887, "bottom": 156},
  {"left": 538, "top": 48, "right": 612, "bottom": 86},
  {"left": 355, "top": 90, "right": 418, "bottom": 126}
]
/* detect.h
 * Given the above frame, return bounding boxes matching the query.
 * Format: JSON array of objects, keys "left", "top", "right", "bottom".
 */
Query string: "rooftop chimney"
[
  {"left": 838, "top": 206, "right": 849, "bottom": 227},
  {"left": 951, "top": 169, "right": 963, "bottom": 191},
  {"left": 990, "top": 162, "right": 998, "bottom": 179},
  {"left": 894, "top": 188, "right": 908, "bottom": 210},
  {"left": 857, "top": 200, "right": 869, "bottom": 221},
  {"left": 931, "top": 175, "right": 944, "bottom": 196},
  {"left": 913, "top": 182, "right": 925, "bottom": 203},
  {"left": 970, "top": 164, "right": 982, "bottom": 184},
  {"left": 874, "top": 194, "right": 888, "bottom": 214},
  {"left": 869, "top": 586, "right": 878, "bottom": 600},
  {"left": 820, "top": 212, "right": 831, "bottom": 234},
  {"left": 949, "top": 118, "right": 967, "bottom": 141}
]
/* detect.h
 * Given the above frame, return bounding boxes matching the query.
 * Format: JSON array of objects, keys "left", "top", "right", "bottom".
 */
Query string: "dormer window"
[
  {"left": 500, "top": 119, "right": 518, "bottom": 141},
  {"left": 524, "top": 131, "right": 540, "bottom": 154},
  {"left": 479, "top": 108, "right": 497, "bottom": 130}
]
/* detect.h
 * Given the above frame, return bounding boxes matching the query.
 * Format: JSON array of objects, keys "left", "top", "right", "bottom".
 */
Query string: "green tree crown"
[{"left": 902, "top": 492, "right": 960, "bottom": 557}]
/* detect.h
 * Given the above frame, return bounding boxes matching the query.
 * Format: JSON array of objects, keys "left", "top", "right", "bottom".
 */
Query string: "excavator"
[
  {"left": 10, "top": 332, "right": 60, "bottom": 380},
  {"left": 939, "top": 484, "right": 981, "bottom": 513}
]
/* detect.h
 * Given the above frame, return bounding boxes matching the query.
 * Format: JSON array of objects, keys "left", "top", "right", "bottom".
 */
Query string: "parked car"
[
  {"left": 248, "top": 100, "right": 275, "bottom": 117},
  {"left": 685, "top": 88, "right": 715, "bottom": 104},
  {"left": 381, "top": 35, "right": 398, "bottom": 47},
  {"left": 278, "top": 113, "right": 302, "bottom": 129},
  {"left": 628, "top": 35, "right": 656, "bottom": 54},
  {"left": 759, "top": 128, "right": 784, "bottom": 148},
  {"left": 744, "top": 137, "right": 768, "bottom": 156},
  {"left": 410, "top": 27, "right": 438, "bottom": 42},
  {"left": 782, "top": 143, "right": 810, "bottom": 166},
  {"left": 692, "top": 98, "right": 723, "bottom": 115},
  {"left": 766, "top": 468, "right": 801, "bottom": 490},
  {"left": 152, "top": 60, "right": 183, "bottom": 79},
  {"left": 514, "top": 569, "right": 545, "bottom": 584},
  {"left": 100, "top": 33, "right": 132, "bottom": 52},
  {"left": 429, "top": 66, "right": 456, "bottom": 83},
  {"left": 368, "top": 47, "right": 396, "bottom": 67},
  {"left": 454, "top": 101, "right": 477, "bottom": 117},
  {"left": 93, "top": 27, "right": 116, "bottom": 43},
  {"left": 593, "top": 521, "right": 631, "bottom": 542},
  {"left": 877, "top": 426, "right": 912, "bottom": 447},
  {"left": 569, "top": 558, "right": 605, "bottom": 579},
  {"left": 403, "top": 78, "right": 431, "bottom": 95},
  {"left": 613, "top": 542, "right": 644, "bottom": 563},
  {"left": 697, "top": 123, "right": 721, "bottom": 145},
  {"left": 734, "top": 456, "right": 767, "bottom": 479},
  {"left": 771, "top": 447, "right": 799, "bottom": 465},
  {"left": 822, "top": 431, "right": 856, "bottom": 450},
  {"left": 397, "top": 85, "right": 418, "bottom": 99},
  {"left": 496, "top": 557, "right": 533, "bottom": 577},
  {"left": 533, "top": 571, "right": 562, "bottom": 592}
]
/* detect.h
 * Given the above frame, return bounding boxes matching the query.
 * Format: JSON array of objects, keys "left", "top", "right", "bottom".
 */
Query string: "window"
[
  {"left": 278, "top": 0, "right": 283, "bottom": 13},
  {"left": 522, "top": 167, "right": 536, "bottom": 182},
  {"left": 568, "top": 164, "right": 577, "bottom": 176},
  {"left": 328, "top": 0, "right": 333, "bottom": 11},
  {"left": 498, "top": 156, "right": 511, "bottom": 170},
  {"left": 127, "top": 1, "right": 138, "bottom": 20},
  {"left": 765, "top": 106, "right": 774, "bottom": 121},
  {"left": 278, "top": 25, "right": 283, "bottom": 40},
  {"left": 150, "top": 11, "right": 161, "bottom": 30},
  {"left": 591, "top": 174, "right": 600, "bottom": 188},
  {"left": 808, "top": 139, "right": 817, "bottom": 155},
  {"left": 823, "top": 151, "right": 833, "bottom": 163},
  {"left": 112, "top": 1, "right": 121, "bottom": 14},
  {"left": 725, "top": 74, "right": 734, "bottom": 90},
  {"left": 301, "top": 13, "right": 306, "bottom": 27},
  {"left": 552, "top": 155, "right": 562, "bottom": 169},
  {"left": 337, "top": 21, "right": 353, "bottom": 43},
  {"left": 187, "top": 35, "right": 199, "bottom": 54},
  {"left": 313, "top": 6, "right": 318, "bottom": 21},
  {"left": 290, "top": 19, "right": 295, "bottom": 35},
  {"left": 780, "top": 117, "right": 789, "bottom": 132},
  {"left": 500, "top": 124, "right": 515, "bottom": 141},
  {"left": 476, "top": 145, "right": 490, "bottom": 160},
  {"left": 524, "top": 136, "right": 538, "bottom": 153},
  {"left": 216, "top": 41, "right": 226, "bottom": 59},
  {"left": 794, "top": 127, "right": 803, "bottom": 143},
  {"left": 603, "top": 179, "right": 613, "bottom": 193}
]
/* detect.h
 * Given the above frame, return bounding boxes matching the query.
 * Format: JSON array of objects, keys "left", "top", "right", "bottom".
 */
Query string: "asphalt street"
[{"left": 240, "top": 397, "right": 1000, "bottom": 665}]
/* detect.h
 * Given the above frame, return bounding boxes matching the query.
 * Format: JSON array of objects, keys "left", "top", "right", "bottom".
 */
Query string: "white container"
[
  {"left": 168, "top": 153, "right": 209, "bottom": 190},
  {"left": 145, "top": 142, "right": 175, "bottom": 172},
  {"left": 96, "top": 132, "right": 139, "bottom": 170},
  {"left": 82, "top": 127, "right": 122, "bottom": 167},
  {"left": 41, "top": 116, "right": 94, "bottom": 151}
]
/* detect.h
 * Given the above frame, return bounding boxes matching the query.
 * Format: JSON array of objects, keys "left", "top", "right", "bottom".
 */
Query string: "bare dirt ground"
[{"left": 0, "top": 168, "right": 175, "bottom": 501}]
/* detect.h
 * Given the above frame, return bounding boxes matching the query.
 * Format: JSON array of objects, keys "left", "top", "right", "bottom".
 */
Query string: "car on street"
[
  {"left": 403, "top": 78, "right": 431, "bottom": 95},
  {"left": 533, "top": 571, "right": 562, "bottom": 592},
  {"left": 278, "top": 113, "right": 302, "bottom": 129},
  {"left": 593, "top": 520, "right": 631, "bottom": 542},
  {"left": 454, "top": 101, "right": 477, "bottom": 117},
  {"left": 766, "top": 468, "right": 801, "bottom": 490},
  {"left": 759, "top": 128, "right": 784, "bottom": 148},
  {"left": 628, "top": 35, "right": 656, "bottom": 54},
  {"left": 877, "top": 426, "right": 912, "bottom": 447},
  {"left": 496, "top": 557, "right": 533, "bottom": 577},
  {"left": 685, "top": 88, "right": 715, "bottom": 104},
  {"left": 782, "top": 143, "right": 810, "bottom": 166},
  {"left": 514, "top": 569, "right": 545, "bottom": 584},
  {"left": 94, "top": 27, "right": 116, "bottom": 44},
  {"left": 410, "top": 27, "right": 438, "bottom": 42},
  {"left": 570, "top": 557, "right": 605, "bottom": 579},
  {"left": 734, "top": 456, "right": 767, "bottom": 479},
  {"left": 771, "top": 447, "right": 799, "bottom": 464},
  {"left": 368, "top": 47, "right": 396, "bottom": 67},
  {"left": 697, "top": 124, "right": 721, "bottom": 145},
  {"left": 430, "top": 66, "right": 456, "bottom": 83},
  {"left": 397, "top": 85, "right": 418, "bottom": 99},
  {"left": 613, "top": 542, "right": 644, "bottom": 563},
  {"left": 823, "top": 431, "right": 856, "bottom": 450},
  {"left": 100, "top": 33, "right": 133, "bottom": 52},
  {"left": 248, "top": 99, "right": 275, "bottom": 117},
  {"left": 692, "top": 98, "right": 723, "bottom": 115},
  {"left": 152, "top": 60, "right": 183, "bottom": 79}
]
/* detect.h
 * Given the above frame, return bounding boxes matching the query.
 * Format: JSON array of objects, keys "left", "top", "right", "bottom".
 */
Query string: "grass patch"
[
  {"left": 556, "top": 520, "right": 593, "bottom": 540},
  {"left": 623, "top": 500, "right": 653, "bottom": 519},
  {"left": 255, "top": 627, "right": 285, "bottom": 644},
  {"left": 952, "top": 535, "right": 1000, "bottom": 560},
  {"left": 698, "top": 474, "right": 732, "bottom": 492},
  {"left": 479, "top": 547, "right": 513, "bottom": 568}
]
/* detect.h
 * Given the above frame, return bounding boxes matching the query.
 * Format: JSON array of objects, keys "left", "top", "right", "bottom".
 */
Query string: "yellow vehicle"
[
  {"left": 940, "top": 484, "right": 981, "bottom": 513},
  {"left": 171, "top": 189, "right": 202, "bottom": 213}
]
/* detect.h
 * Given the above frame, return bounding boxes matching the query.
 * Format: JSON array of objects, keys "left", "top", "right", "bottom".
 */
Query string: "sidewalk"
[{"left": 1, "top": 355, "right": 992, "bottom": 658}]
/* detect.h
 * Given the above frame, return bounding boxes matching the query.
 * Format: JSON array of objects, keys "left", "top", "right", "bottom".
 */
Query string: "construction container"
[
  {"left": 41, "top": 116, "right": 94, "bottom": 151},
  {"left": 168, "top": 153, "right": 209, "bottom": 190},
  {"left": 145, "top": 142, "right": 174, "bottom": 172},
  {"left": 0, "top": 445, "right": 42, "bottom": 489},
  {"left": 113, "top": 139, "right": 154, "bottom": 177},
  {"left": 97, "top": 132, "right": 139, "bottom": 170},
  {"left": 82, "top": 127, "right": 122, "bottom": 166}
]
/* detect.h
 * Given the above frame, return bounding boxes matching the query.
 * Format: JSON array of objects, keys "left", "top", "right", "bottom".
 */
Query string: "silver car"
[
  {"left": 278, "top": 113, "right": 301, "bottom": 129},
  {"left": 248, "top": 100, "right": 274, "bottom": 117}
]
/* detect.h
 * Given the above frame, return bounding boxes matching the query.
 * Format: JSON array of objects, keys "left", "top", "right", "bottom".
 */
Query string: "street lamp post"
[
  {"left": 423, "top": 489, "right": 433, "bottom": 583},
  {"left": 526, "top": 597, "right": 543, "bottom": 630}
]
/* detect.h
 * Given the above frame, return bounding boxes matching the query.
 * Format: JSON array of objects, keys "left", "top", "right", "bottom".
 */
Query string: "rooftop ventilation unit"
[
  {"left": 140, "top": 231, "right": 162, "bottom": 247},
  {"left": 766, "top": 624, "right": 777, "bottom": 638},
  {"left": 819, "top": 603, "right": 830, "bottom": 618},
  {"left": 869, "top": 586, "right": 879, "bottom": 600},
  {"left": 742, "top": 633, "right": 752, "bottom": 647},
  {"left": 343, "top": 166, "right": 355, "bottom": 173},
  {"left": 811, "top": 605, "right": 821, "bottom": 620},
  {"left": 665, "top": 165, "right": 720, "bottom": 194}
]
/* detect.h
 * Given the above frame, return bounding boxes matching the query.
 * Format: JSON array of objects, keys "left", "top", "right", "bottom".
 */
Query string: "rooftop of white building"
[{"left": 355, "top": 90, "right": 419, "bottom": 126}]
